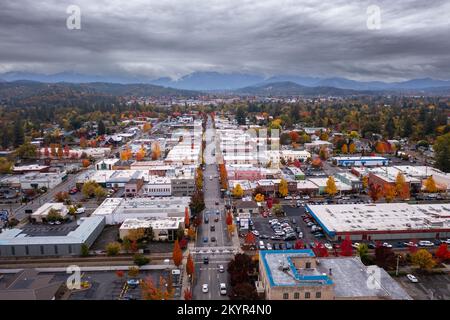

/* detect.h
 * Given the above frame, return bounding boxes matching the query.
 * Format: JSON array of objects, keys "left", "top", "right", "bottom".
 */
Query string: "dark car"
[
  {"left": 368, "top": 243, "right": 376, "bottom": 249},
  {"left": 203, "top": 257, "right": 209, "bottom": 264},
  {"left": 211, "top": 236, "right": 216, "bottom": 242},
  {"left": 210, "top": 225, "right": 215, "bottom": 232},
  {"left": 279, "top": 243, "right": 285, "bottom": 250}
]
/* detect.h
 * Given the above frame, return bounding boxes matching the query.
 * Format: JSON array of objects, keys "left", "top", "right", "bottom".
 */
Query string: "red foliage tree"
[
  {"left": 226, "top": 212, "right": 233, "bottom": 226},
  {"left": 294, "top": 240, "right": 305, "bottom": 249},
  {"left": 266, "top": 197, "right": 273, "bottom": 209},
  {"left": 340, "top": 235, "right": 353, "bottom": 256},
  {"left": 435, "top": 244, "right": 450, "bottom": 262},
  {"left": 131, "top": 240, "right": 138, "bottom": 253},
  {"left": 63, "top": 145, "right": 70, "bottom": 157},
  {"left": 244, "top": 232, "right": 256, "bottom": 246},
  {"left": 368, "top": 184, "right": 383, "bottom": 202},
  {"left": 313, "top": 242, "right": 329, "bottom": 257},
  {"left": 172, "top": 239, "right": 183, "bottom": 267},
  {"left": 293, "top": 159, "right": 301, "bottom": 168},
  {"left": 115, "top": 270, "right": 124, "bottom": 279},
  {"left": 179, "top": 238, "right": 188, "bottom": 249},
  {"left": 186, "top": 254, "right": 194, "bottom": 277},
  {"left": 184, "top": 207, "right": 190, "bottom": 228},
  {"left": 184, "top": 288, "right": 193, "bottom": 300}
]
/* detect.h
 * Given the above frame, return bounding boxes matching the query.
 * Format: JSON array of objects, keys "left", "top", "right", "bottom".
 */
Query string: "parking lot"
[
  {"left": 52, "top": 270, "right": 169, "bottom": 300},
  {"left": 396, "top": 273, "right": 450, "bottom": 300}
]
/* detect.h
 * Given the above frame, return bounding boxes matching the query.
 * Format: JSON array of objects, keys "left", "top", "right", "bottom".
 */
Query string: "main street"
[{"left": 192, "top": 116, "right": 234, "bottom": 300}]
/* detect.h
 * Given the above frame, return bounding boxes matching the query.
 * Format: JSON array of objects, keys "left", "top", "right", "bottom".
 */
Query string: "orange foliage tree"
[{"left": 172, "top": 239, "right": 183, "bottom": 267}]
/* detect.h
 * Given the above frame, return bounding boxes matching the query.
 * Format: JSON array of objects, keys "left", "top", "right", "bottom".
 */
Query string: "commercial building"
[
  {"left": 119, "top": 217, "right": 185, "bottom": 241},
  {"left": 304, "top": 140, "right": 333, "bottom": 152},
  {"left": 368, "top": 167, "right": 422, "bottom": 193},
  {"left": 92, "top": 197, "right": 190, "bottom": 225},
  {"left": 257, "top": 249, "right": 411, "bottom": 300},
  {"left": 143, "top": 177, "right": 172, "bottom": 196},
  {"left": 331, "top": 156, "right": 389, "bottom": 167},
  {"left": 308, "top": 177, "right": 352, "bottom": 195},
  {"left": 31, "top": 202, "right": 69, "bottom": 223},
  {"left": 334, "top": 172, "right": 363, "bottom": 191},
  {"left": 305, "top": 203, "right": 450, "bottom": 241},
  {"left": 0, "top": 269, "right": 63, "bottom": 300},
  {"left": 95, "top": 159, "right": 120, "bottom": 170},
  {"left": 0, "top": 216, "right": 105, "bottom": 257}
]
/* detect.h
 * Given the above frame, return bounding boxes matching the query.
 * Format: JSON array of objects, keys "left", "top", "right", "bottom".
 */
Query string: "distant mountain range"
[{"left": 1, "top": 71, "right": 450, "bottom": 92}]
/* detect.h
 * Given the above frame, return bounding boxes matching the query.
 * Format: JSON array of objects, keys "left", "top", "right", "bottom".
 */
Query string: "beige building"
[{"left": 257, "top": 250, "right": 411, "bottom": 300}]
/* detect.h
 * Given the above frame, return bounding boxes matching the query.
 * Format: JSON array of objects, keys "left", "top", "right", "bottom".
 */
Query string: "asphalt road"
[{"left": 192, "top": 116, "right": 232, "bottom": 300}]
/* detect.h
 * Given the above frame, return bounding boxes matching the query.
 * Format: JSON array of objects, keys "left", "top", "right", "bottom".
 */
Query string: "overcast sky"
[{"left": 1, "top": 0, "right": 449, "bottom": 81}]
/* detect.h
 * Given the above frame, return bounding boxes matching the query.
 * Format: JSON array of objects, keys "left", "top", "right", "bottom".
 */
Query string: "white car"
[
  {"left": 218, "top": 265, "right": 224, "bottom": 273},
  {"left": 418, "top": 240, "right": 434, "bottom": 247},
  {"left": 219, "top": 283, "right": 227, "bottom": 295},
  {"left": 407, "top": 274, "right": 419, "bottom": 283},
  {"left": 352, "top": 242, "right": 360, "bottom": 249},
  {"left": 266, "top": 243, "right": 273, "bottom": 250},
  {"left": 324, "top": 243, "right": 333, "bottom": 250},
  {"left": 382, "top": 242, "right": 393, "bottom": 248},
  {"left": 202, "top": 284, "right": 209, "bottom": 293},
  {"left": 252, "top": 230, "right": 260, "bottom": 237},
  {"left": 284, "top": 196, "right": 293, "bottom": 200},
  {"left": 76, "top": 207, "right": 85, "bottom": 214}
]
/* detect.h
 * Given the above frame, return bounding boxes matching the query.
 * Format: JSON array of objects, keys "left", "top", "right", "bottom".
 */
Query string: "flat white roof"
[
  {"left": 307, "top": 203, "right": 450, "bottom": 234},
  {"left": 120, "top": 217, "right": 184, "bottom": 230}
]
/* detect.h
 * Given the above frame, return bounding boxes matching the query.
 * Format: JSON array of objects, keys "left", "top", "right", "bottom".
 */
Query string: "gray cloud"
[{"left": 0, "top": 0, "right": 449, "bottom": 81}]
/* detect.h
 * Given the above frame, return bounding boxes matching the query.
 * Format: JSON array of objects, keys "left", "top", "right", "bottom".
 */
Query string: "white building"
[
  {"left": 31, "top": 202, "right": 68, "bottom": 223},
  {"left": 143, "top": 177, "right": 172, "bottom": 196},
  {"left": 92, "top": 197, "right": 190, "bottom": 225},
  {"left": 119, "top": 217, "right": 185, "bottom": 241}
]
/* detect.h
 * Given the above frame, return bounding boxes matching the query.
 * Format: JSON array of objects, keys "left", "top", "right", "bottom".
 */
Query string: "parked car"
[
  {"left": 298, "top": 232, "right": 303, "bottom": 238},
  {"left": 324, "top": 243, "right": 333, "bottom": 250},
  {"left": 352, "top": 242, "right": 360, "bottom": 249},
  {"left": 404, "top": 241, "right": 418, "bottom": 247},
  {"left": 266, "top": 243, "right": 273, "bottom": 250},
  {"left": 292, "top": 218, "right": 297, "bottom": 224},
  {"left": 383, "top": 242, "right": 393, "bottom": 248},
  {"left": 368, "top": 243, "right": 376, "bottom": 249},
  {"left": 69, "top": 187, "right": 78, "bottom": 195},
  {"left": 407, "top": 274, "right": 419, "bottom": 283},
  {"left": 285, "top": 242, "right": 293, "bottom": 249},
  {"left": 75, "top": 207, "right": 85, "bottom": 214},
  {"left": 203, "top": 257, "right": 209, "bottom": 264},
  {"left": 252, "top": 230, "right": 260, "bottom": 237},
  {"left": 418, "top": 240, "right": 434, "bottom": 247},
  {"left": 211, "top": 236, "right": 216, "bottom": 242},
  {"left": 127, "top": 279, "right": 140, "bottom": 288}
]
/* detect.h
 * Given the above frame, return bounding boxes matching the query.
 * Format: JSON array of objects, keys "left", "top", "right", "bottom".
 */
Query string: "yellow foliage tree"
[
  {"left": 341, "top": 144, "right": 348, "bottom": 154},
  {"left": 232, "top": 184, "right": 244, "bottom": 198},
  {"left": 278, "top": 178, "right": 288, "bottom": 197},
  {"left": 151, "top": 142, "right": 161, "bottom": 160},
  {"left": 348, "top": 142, "right": 356, "bottom": 154},
  {"left": 324, "top": 176, "right": 338, "bottom": 196},
  {"left": 142, "top": 122, "right": 152, "bottom": 132},
  {"left": 423, "top": 176, "right": 438, "bottom": 193},
  {"left": 383, "top": 184, "right": 396, "bottom": 203},
  {"left": 254, "top": 193, "right": 265, "bottom": 202}
]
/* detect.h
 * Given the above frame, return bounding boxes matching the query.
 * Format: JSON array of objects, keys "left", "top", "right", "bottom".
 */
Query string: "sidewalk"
[
  {"left": 179, "top": 242, "right": 195, "bottom": 300},
  {"left": 0, "top": 264, "right": 176, "bottom": 274}
]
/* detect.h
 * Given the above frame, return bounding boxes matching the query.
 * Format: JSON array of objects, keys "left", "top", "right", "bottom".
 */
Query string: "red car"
[{"left": 69, "top": 187, "right": 78, "bottom": 195}]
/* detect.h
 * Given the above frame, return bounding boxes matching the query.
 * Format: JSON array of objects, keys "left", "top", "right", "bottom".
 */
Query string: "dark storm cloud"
[{"left": 0, "top": 0, "right": 449, "bottom": 81}]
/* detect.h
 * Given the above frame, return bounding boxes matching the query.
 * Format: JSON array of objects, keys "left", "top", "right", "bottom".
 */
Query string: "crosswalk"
[{"left": 191, "top": 246, "right": 237, "bottom": 255}]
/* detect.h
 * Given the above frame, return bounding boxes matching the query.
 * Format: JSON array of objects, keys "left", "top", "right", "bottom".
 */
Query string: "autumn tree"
[
  {"left": 348, "top": 142, "right": 356, "bottom": 154},
  {"left": 341, "top": 144, "right": 348, "bottom": 154},
  {"left": 423, "top": 176, "right": 438, "bottom": 193},
  {"left": 244, "top": 232, "right": 256, "bottom": 246},
  {"left": 294, "top": 240, "right": 305, "bottom": 249},
  {"left": 340, "top": 235, "right": 353, "bottom": 256},
  {"left": 232, "top": 184, "right": 244, "bottom": 198},
  {"left": 368, "top": 184, "right": 382, "bottom": 202},
  {"left": 184, "top": 207, "right": 190, "bottom": 228},
  {"left": 254, "top": 193, "right": 264, "bottom": 202},
  {"left": 278, "top": 178, "right": 288, "bottom": 197},
  {"left": 184, "top": 288, "right": 193, "bottom": 300},
  {"left": 435, "top": 244, "right": 450, "bottom": 262},
  {"left": 151, "top": 141, "right": 161, "bottom": 160},
  {"left": 186, "top": 254, "right": 195, "bottom": 279},
  {"left": 411, "top": 249, "right": 436, "bottom": 270},
  {"left": 135, "top": 146, "right": 146, "bottom": 161},
  {"left": 127, "top": 228, "right": 146, "bottom": 242},
  {"left": 172, "top": 239, "right": 183, "bottom": 267},
  {"left": 383, "top": 184, "right": 396, "bottom": 203},
  {"left": 142, "top": 122, "right": 152, "bottom": 132},
  {"left": 325, "top": 176, "right": 338, "bottom": 196}
]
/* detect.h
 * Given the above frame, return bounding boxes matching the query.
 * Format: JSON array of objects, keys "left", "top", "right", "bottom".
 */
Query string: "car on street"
[
  {"left": 298, "top": 232, "right": 303, "bottom": 238},
  {"left": 203, "top": 237, "right": 208, "bottom": 243},
  {"left": 215, "top": 201, "right": 219, "bottom": 205},
  {"left": 292, "top": 218, "right": 296, "bottom": 224},
  {"left": 285, "top": 196, "right": 293, "bottom": 200},
  {"left": 219, "top": 265, "right": 224, "bottom": 273},
  {"left": 382, "top": 242, "right": 393, "bottom": 248},
  {"left": 203, "top": 257, "right": 209, "bottom": 264},
  {"left": 210, "top": 225, "right": 215, "bottom": 231},
  {"left": 252, "top": 230, "right": 260, "bottom": 237},
  {"left": 214, "top": 217, "right": 219, "bottom": 222},
  {"left": 127, "top": 279, "right": 140, "bottom": 288},
  {"left": 271, "top": 235, "right": 282, "bottom": 240},
  {"left": 407, "top": 274, "right": 419, "bottom": 283},
  {"left": 211, "top": 236, "right": 216, "bottom": 242},
  {"left": 220, "top": 283, "right": 227, "bottom": 295},
  {"left": 313, "top": 233, "right": 325, "bottom": 238},
  {"left": 76, "top": 207, "right": 85, "bottom": 214},
  {"left": 368, "top": 243, "right": 377, "bottom": 249},
  {"left": 69, "top": 187, "right": 78, "bottom": 195},
  {"left": 202, "top": 284, "right": 209, "bottom": 293}
]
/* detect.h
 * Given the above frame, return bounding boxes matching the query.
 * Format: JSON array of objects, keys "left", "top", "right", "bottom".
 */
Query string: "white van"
[{"left": 259, "top": 241, "right": 265, "bottom": 250}]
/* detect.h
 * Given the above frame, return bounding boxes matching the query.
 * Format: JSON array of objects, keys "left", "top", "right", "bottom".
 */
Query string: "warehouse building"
[
  {"left": 119, "top": 217, "right": 185, "bottom": 241},
  {"left": 92, "top": 197, "right": 190, "bottom": 225},
  {"left": 331, "top": 156, "right": 389, "bottom": 167},
  {"left": 305, "top": 203, "right": 450, "bottom": 241},
  {"left": 0, "top": 216, "right": 105, "bottom": 257}
]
